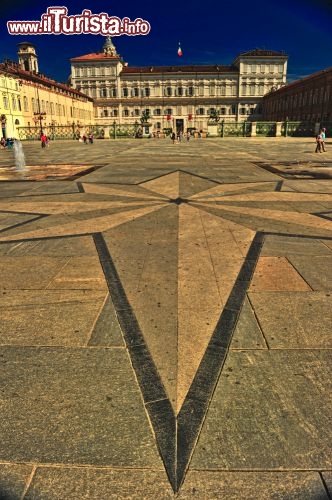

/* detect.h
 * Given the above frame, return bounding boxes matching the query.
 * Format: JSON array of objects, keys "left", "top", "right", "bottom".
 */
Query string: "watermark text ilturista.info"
[{"left": 7, "top": 7, "right": 151, "bottom": 36}]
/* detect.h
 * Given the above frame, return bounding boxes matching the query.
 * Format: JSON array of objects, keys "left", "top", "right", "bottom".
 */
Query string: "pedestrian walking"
[
  {"left": 40, "top": 133, "right": 48, "bottom": 148},
  {"left": 321, "top": 128, "right": 327, "bottom": 152},
  {"left": 315, "top": 131, "right": 323, "bottom": 153}
]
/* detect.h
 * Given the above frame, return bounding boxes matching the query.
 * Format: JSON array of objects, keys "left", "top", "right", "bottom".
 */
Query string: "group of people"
[
  {"left": 315, "top": 128, "right": 327, "bottom": 153},
  {"left": 0, "top": 137, "right": 15, "bottom": 149},
  {"left": 3, "top": 128, "right": 328, "bottom": 152},
  {"left": 170, "top": 131, "right": 191, "bottom": 144},
  {"left": 82, "top": 134, "right": 94, "bottom": 144}
]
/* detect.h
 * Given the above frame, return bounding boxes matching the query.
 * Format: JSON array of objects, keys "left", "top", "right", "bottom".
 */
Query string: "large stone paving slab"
[
  {"left": 261, "top": 234, "right": 332, "bottom": 257},
  {"left": 0, "top": 235, "right": 99, "bottom": 257},
  {"left": 0, "top": 255, "right": 69, "bottom": 290},
  {"left": 24, "top": 467, "right": 174, "bottom": 500},
  {"left": 0, "top": 347, "right": 161, "bottom": 467},
  {"left": 181, "top": 471, "right": 329, "bottom": 499},
  {"left": 249, "top": 256, "right": 312, "bottom": 291},
  {"left": 191, "top": 350, "right": 332, "bottom": 469},
  {"left": 248, "top": 291, "right": 332, "bottom": 348},
  {"left": 0, "top": 138, "right": 331, "bottom": 497},
  {"left": 0, "top": 290, "right": 107, "bottom": 346},
  {"left": 287, "top": 254, "right": 332, "bottom": 290}
]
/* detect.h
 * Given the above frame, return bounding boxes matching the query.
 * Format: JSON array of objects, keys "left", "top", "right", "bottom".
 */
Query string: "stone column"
[
  {"left": 275, "top": 122, "right": 283, "bottom": 137},
  {"left": 251, "top": 122, "right": 257, "bottom": 137},
  {"left": 103, "top": 126, "right": 110, "bottom": 139}
]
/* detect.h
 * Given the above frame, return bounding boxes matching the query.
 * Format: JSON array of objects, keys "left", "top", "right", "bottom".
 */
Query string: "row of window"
[
  {"left": 267, "top": 85, "right": 331, "bottom": 113},
  {"left": 2, "top": 94, "right": 21, "bottom": 111},
  {"left": 242, "top": 64, "right": 284, "bottom": 74},
  {"left": 79, "top": 85, "right": 239, "bottom": 98},
  {"left": 73, "top": 64, "right": 284, "bottom": 78},
  {"left": 74, "top": 67, "right": 116, "bottom": 77},
  {"left": 2, "top": 94, "right": 91, "bottom": 120},
  {"left": 267, "top": 114, "right": 328, "bottom": 122},
  {"left": 98, "top": 106, "right": 259, "bottom": 118},
  {"left": 30, "top": 97, "right": 66, "bottom": 116},
  {"left": 0, "top": 77, "right": 20, "bottom": 91},
  {"left": 121, "top": 86, "right": 237, "bottom": 97},
  {"left": 241, "top": 84, "right": 273, "bottom": 96}
]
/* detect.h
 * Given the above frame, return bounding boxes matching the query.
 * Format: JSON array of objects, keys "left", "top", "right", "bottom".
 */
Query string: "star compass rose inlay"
[{"left": 0, "top": 170, "right": 332, "bottom": 492}]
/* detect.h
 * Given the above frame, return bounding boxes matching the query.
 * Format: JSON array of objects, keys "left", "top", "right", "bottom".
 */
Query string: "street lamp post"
[
  {"left": 50, "top": 120, "right": 56, "bottom": 140},
  {"left": 33, "top": 86, "right": 46, "bottom": 135},
  {"left": 33, "top": 111, "right": 46, "bottom": 135}
]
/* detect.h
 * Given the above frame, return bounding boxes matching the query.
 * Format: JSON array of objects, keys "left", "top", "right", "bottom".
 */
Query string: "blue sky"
[{"left": 1, "top": 0, "right": 331, "bottom": 83}]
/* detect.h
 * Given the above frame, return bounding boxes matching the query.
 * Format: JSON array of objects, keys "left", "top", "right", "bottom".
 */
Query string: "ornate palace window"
[{"left": 3, "top": 95, "right": 9, "bottom": 109}]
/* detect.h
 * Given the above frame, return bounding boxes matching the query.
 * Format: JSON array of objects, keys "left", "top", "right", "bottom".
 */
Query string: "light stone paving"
[{"left": 0, "top": 137, "right": 331, "bottom": 499}]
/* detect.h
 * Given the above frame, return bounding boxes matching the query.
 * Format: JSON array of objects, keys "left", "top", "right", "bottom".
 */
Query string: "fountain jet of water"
[{"left": 13, "top": 139, "right": 26, "bottom": 171}]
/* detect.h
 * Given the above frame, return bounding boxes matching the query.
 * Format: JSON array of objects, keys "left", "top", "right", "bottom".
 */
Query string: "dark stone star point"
[{"left": 169, "top": 197, "right": 188, "bottom": 205}]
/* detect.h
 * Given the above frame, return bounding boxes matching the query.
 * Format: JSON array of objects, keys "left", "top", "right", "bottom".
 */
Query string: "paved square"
[{"left": 0, "top": 137, "right": 331, "bottom": 498}]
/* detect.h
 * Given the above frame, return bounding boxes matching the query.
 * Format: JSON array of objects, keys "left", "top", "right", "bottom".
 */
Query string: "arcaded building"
[
  {"left": 70, "top": 37, "right": 288, "bottom": 133},
  {"left": 262, "top": 67, "right": 332, "bottom": 123},
  {"left": 0, "top": 42, "right": 94, "bottom": 139}
]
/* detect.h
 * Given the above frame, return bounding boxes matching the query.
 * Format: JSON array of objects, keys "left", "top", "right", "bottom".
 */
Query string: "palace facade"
[
  {"left": 262, "top": 67, "right": 332, "bottom": 123},
  {"left": 70, "top": 37, "right": 288, "bottom": 134},
  {"left": 0, "top": 38, "right": 291, "bottom": 139},
  {"left": 0, "top": 42, "right": 94, "bottom": 139}
]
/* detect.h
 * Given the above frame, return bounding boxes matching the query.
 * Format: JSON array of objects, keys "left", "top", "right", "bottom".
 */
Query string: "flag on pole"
[{"left": 177, "top": 42, "right": 183, "bottom": 57}]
